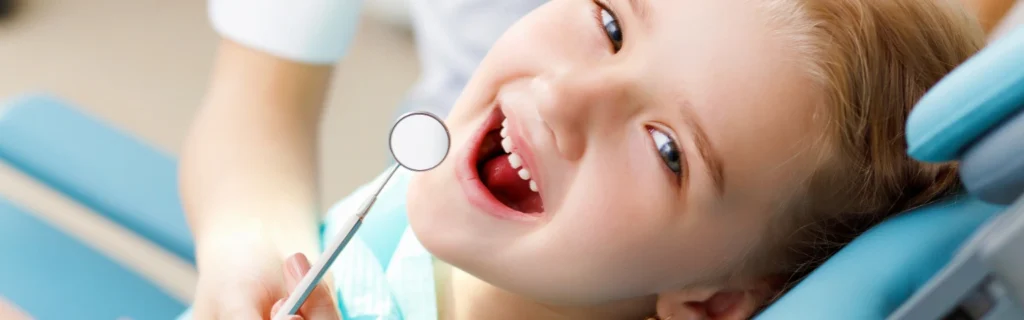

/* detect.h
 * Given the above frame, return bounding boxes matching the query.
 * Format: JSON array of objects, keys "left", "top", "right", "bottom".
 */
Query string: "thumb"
[{"left": 284, "top": 253, "right": 341, "bottom": 320}]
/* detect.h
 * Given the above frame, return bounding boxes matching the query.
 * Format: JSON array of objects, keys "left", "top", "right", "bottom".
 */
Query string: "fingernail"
[{"left": 287, "top": 253, "right": 310, "bottom": 279}]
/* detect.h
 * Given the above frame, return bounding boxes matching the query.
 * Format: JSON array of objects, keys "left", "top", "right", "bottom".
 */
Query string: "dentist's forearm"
[{"left": 180, "top": 39, "right": 333, "bottom": 263}]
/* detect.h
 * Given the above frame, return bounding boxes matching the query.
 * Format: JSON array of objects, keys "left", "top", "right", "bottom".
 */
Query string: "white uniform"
[
  {"left": 208, "top": 0, "right": 548, "bottom": 118},
  {"left": 401, "top": 0, "right": 548, "bottom": 118}
]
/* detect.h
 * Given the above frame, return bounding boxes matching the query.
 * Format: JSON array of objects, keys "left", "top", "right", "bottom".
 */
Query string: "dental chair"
[
  {"left": 0, "top": 95, "right": 189, "bottom": 319},
  {"left": 0, "top": 26, "right": 1021, "bottom": 320},
  {"left": 759, "top": 26, "right": 1024, "bottom": 319},
  {"left": 0, "top": 95, "right": 193, "bottom": 264}
]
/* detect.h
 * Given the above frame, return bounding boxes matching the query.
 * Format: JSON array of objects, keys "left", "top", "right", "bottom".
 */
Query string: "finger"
[
  {"left": 284, "top": 253, "right": 307, "bottom": 286},
  {"left": 284, "top": 253, "right": 341, "bottom": 320},
  {"left": 299, "top": 282, "right": 340, "bottom": 320},
  {"left": 271, "top": 301, "right": 304, "bottom": 320},
  {"left": 271, "top": 299, "right": 284, "bottom": 317}
]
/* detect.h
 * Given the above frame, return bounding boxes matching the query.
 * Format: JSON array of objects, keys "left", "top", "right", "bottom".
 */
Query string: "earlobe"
[
  {"left": 655, "top": 287, "right": 715, "bottom": 319},
  {"left": 655, "top": 282, "right": 775, "bottom": 320}
]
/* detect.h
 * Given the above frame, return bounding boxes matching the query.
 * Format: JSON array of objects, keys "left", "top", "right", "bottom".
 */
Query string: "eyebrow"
[
  {"left": 682, "top": 109, "right": 726, "bottom": 196},
  {"left": 626, "top": 0, "right": 653, "bottom": 29}
]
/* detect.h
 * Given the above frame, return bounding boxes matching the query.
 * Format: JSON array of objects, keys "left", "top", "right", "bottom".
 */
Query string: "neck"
[{"left": 436, "top": 263, "right": 656, "bottom": 320}]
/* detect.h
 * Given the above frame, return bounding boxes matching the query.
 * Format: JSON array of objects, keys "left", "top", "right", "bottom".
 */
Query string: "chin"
[
  {"left": 408, "top": 179, "right": 615, "bottom": 306},
  {"left": 405, "top": 169, "right": 462, "bottom": 253}
]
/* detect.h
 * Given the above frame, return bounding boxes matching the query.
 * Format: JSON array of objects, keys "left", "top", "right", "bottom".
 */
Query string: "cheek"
[
  {"left": 554, "top": 134, "right": 675, "bottom": 251},
  {"left": 406, "top": 154, "right": 468, "bottom": 240}
]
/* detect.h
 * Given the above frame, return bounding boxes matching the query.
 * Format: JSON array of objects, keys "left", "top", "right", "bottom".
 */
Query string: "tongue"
[{"left": 480, "top": 154, "right": 544, "bottom": 213}]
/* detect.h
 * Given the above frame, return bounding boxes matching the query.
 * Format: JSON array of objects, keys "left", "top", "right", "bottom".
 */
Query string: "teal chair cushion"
[
  {"left": 0, "top": 197, "right": 186, "bottom": 319},
  {"left": 761, "top": 25, "right": 1024, "bottom": 319},
  {"left": 906, "top": 27, "right": 1024, "bottom": 162},
  {"left": 0, "top": 94, "right": 194, "bottom": 263},
  {"left": 757, "top": 197, "right": 1002, "bottom": 319}
]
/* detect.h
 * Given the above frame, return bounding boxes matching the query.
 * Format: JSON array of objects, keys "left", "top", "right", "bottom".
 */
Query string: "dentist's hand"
[
  {"left": 270, "top": 253, "right": 343, "bottom": 320},
  {"left": 189, "top": 236, "right": 292, "bottom": 319},
  {"left": 188, "top": 234, "right": 338, "bottom": 319},
  {"left": 185, "top": 0, "right": 361, "bottom": 318}
]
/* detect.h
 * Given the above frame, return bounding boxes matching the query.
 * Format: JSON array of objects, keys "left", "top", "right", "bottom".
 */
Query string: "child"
[{"left": 183, "top": 0, "right": 986, "bottom": 319}]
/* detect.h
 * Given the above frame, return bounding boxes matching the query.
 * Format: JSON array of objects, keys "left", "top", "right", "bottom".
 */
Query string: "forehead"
[{"left": 642, "top": 0, "right": 826, "bottom": 199}]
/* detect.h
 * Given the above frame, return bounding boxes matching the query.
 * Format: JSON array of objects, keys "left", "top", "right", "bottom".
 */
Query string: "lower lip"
[{"left": 456, "top": 106, "right": 542, "bottom": 222}]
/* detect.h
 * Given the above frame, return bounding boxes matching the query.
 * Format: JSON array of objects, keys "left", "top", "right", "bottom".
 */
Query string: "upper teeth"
[{"left": 500, "top": 119, "right": 539, "bottom": 193}]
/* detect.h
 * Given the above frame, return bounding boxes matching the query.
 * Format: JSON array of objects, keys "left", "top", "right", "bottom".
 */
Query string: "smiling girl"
[{"left": 182, "top": 0, "right": 988, "bottom": 319}]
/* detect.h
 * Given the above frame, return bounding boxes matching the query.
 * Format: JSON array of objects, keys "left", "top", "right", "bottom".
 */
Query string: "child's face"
[{"left": 408, "top": 0, "right": 826, "bottom": 305}]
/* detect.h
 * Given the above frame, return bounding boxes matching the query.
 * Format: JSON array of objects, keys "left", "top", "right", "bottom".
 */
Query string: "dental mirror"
[
  {"left": 274, "top": 111, "right": 450, "bottom": 320},
  {"left": 390, "top": 111, "right": 451, "bottom": 171}
]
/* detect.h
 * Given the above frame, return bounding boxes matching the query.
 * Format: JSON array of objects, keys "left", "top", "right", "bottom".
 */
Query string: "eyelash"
[{"left": 592, "top": 0, "right": 623, "bottom": 52}]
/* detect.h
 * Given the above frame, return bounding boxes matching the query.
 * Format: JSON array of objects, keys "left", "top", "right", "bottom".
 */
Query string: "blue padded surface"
[
  {"left": 0, "top": 197, "right": 186, "bottom": 319},
  {"left": 757, "top": 197, "right": 1003, "bottom": 320},
  {"left": 0, "top": 94, "right": 194, "bottom": 263},
  {"left": 961, "top": 109, "right": 1024, "bottom": 205},
  {"left": 907, "top": 26, "right": 1024, "bottom": 162}
]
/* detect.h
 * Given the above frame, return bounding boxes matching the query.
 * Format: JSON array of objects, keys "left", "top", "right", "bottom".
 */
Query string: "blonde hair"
[{"left": 749, "top": 0, "right": 987, "bottom": 298}]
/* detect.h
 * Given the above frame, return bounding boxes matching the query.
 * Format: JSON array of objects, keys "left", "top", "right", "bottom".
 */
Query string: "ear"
[{"left": 655, "top": 280, "right": 777, "bottom": 320}]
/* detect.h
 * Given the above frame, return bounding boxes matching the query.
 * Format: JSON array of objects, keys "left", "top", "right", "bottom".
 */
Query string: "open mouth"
[{"left": 471, "top": 109, "right": 545, "bottom": 214}]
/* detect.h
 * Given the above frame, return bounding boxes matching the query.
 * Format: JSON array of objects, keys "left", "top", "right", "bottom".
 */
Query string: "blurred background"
[
  {"left": 0, "top": 0, "right": 419, "bottom": 206},
  {"left": 0, "top": 0, "right": 421, "bottom": 313}
]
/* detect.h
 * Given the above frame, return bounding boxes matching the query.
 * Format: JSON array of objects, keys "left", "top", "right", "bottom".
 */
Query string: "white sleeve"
[{"left": 209, "top": 0, "right": 364, "bottom": 65}]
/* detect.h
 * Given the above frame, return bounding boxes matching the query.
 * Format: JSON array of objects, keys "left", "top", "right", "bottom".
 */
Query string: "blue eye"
[
  {"left": 596, "top": 4, "right": 623, "bottom": 51},
  {"left": 649, "top": 128, "right": 683, "bottom": 176}
]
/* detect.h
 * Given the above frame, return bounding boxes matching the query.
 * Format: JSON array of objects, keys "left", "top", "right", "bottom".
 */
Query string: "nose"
[{"left": 533, "top": 67, "right": 640, "bottom": 160}]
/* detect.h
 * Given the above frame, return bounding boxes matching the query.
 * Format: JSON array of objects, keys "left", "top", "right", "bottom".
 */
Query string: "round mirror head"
[{"left": 389, "top": 111, "right": 451, "bottom": 172}]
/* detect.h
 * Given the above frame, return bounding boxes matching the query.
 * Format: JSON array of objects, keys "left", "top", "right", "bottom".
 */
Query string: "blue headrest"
[
  {"left": 759, "top": 26, "right": 1024, "bottom": 319},
  {"left": 757, "top": 198, "right": 1002, "bottom": 319},
  {"left": 959, "top": 108, "right": 1024, "bottom": 204},
  {"left": 906, "top": 27, "right": 1024, "bottom": 162},
  {"left": 909, "top": 26, "right": 1024, "bottom": 204}
]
